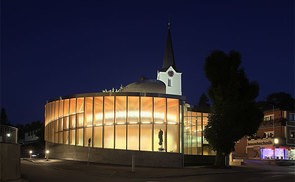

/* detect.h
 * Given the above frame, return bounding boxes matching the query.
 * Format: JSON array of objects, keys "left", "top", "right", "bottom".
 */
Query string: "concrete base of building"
[
  {"left": 46, "top": 142, "right": 184, "bottom": 168},
  {"left": 0, "top": 143, "right": 21, "bottom": 181},
  {"left": 184, "top": 155, "right": 215, "bottom": 166}
]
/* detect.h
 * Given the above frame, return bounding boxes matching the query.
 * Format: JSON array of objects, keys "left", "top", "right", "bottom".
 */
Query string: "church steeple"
[
  {"left": 157, "top": 21, "right": 182, "bottom": 96},
  {"left": 161, "top": 21, "right": 177, "bottom": 72}
]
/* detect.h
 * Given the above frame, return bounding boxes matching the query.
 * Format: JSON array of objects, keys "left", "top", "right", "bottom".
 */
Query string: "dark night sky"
[{"left": 1, "top": 0, "right": 294, "bottom": 125}]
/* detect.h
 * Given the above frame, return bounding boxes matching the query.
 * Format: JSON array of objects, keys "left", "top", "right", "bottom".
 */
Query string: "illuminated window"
[
  {"left": 64, "top": 99, "right": 69, "bottom": 116},
  {"left": 128, "top": 125, "right": 139, "bottom": 150},
  {"left": 115, "top": 125, "right": 126, "bottom": 149},
  {"left": 85, "top": 97, "right": 93, "bottom": 126},
  {"left": 141, "top": 97, "right": 153, "bottom": 124},
  {"left": 104, "top": 125, "right": 114, "bottom": 149},
  {"left": 116, "top": 96, "right": 126, "bottom": 124},
  {"left": 128, "top": 97, "right": 139, "bottom": 124},
  {"left": 59, "top": 100, "right": 64, "bottom": 118},
  {"left": 77, "top": 98, "right": 84, "bottom": 113},
  {"left": 93, "top": 126, "right": 102, "bottom": 148},
  {"left": 59, "top": 118, "right": 63, "bottom": 131},
  {"left": 154, "top": 124, "right": 165, "bottom": 152},
  {"left": 104, "top": 96, "right": 114, "bottom": 125},
  {"left": 70, "top": 98, "right": 76, "bottom": 115},
  {"left": 94, "top": 97, "right": 103, "bottom": 125},
  {"left": 70, "top": 115, "right": 76, "bottom": 128},
  {"left": 154, "top": 98, "right": 166, "bottom": 124},
  {"left": 84, "top": 127, "right": 92, "bottom": 147},
  {"left": 69, "top": 129, "right": 75, "bottom": 145},
  {"left": 140, "top": 124, "right": 152, "bottom": 151},
  {"left": 77, "top": 128, "right": 83, "bottom": 146},
  {"left": 63, "top": 116, "right": 69, "bottom": 130},
  {"left": 63, "top": 131, "right": 69, "bottom": 144}
]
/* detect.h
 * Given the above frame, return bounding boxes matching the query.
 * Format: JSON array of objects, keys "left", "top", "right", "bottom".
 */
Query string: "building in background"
[
  {"left": 44, "top": 24, "right": 215, "bottom": 168},
  {"left": 234, "top": 108, "right": 295, "bottom": 160}
]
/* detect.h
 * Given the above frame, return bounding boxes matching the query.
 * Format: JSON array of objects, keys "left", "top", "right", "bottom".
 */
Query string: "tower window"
[{"left": 168, "top": 79, "right": 171, "bottom": 87}]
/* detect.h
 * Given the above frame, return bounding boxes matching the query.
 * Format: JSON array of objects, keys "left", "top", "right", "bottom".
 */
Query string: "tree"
[
  {"left": 0, "top": 108, "right": 10, "bottom": 125},
  {"left": 266, "top": 92, "right": 294, "bottom": 110},
  {"left": 203, "top": 50, "right": 263, "bottom": 167},
  {"left": 194, "top": 93, "right": 210, "bottom": 112}
]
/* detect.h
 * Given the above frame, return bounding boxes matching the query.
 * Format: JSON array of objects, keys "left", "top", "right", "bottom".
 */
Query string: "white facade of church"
[{"left": 157, "top": 66, "right": 182, "bottom": 95}]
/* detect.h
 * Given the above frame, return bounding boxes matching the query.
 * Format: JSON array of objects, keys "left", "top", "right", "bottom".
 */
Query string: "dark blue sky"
[{"left": 1, "top": 0, "right": 294, "bottom": 125}]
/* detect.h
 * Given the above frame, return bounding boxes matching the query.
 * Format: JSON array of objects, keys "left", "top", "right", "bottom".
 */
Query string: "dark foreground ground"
[{"left": 18, "top": 159, "right": 295, "bottom": 182}]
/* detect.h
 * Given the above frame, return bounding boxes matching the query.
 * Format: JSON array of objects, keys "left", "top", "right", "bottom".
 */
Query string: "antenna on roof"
[{"left": 168, "top": 18, "right": 171, "bottom": 29}]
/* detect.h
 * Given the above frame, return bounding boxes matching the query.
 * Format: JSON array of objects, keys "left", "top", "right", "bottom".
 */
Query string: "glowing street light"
[
  {"left": 274, "top": 138, "right": 279, "bottom": 144},
  {"left": 45, "top": 150, "right": 50, "bottom": 161},
  {"left": 29, "top": 150, "right": 33, "bottom": 159},
  {"left": 6, "top": 133, "right": 11, "bottom": 137}
]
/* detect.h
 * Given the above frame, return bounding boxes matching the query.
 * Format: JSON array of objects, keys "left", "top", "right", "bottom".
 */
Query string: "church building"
[{"left": 44, "top": 23, "right": 215, "bottom": 168}]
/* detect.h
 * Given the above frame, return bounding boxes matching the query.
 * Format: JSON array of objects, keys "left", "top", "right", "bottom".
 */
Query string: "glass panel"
[
  {"left": 154, "top": 124, "right": 165, "bottom": 152},
  {"left": 93, "top": 126, "right": 102, "bottom": 148},
  {"left": 167, "top": 124, "right": 179, "bottom": 152},
  {"left": 140, "top": 124, "right": 152, "bottom": 151},
  {"left": 128, "top": 97, "right": 139, "bottom": 124},
  {"left": 104, "top": 96, "right": 114, "bottom": 125},
  {"left": 84, "top": 127, "right": 93, "bottom": 147},
  {"left": 141, "top": 97, "right": 153, "bottom": 124},
  {"left": 104, "top": 125, "right": 114, "bottom": 149},
  {"left": 115, "top": 125, "right": 126, "bottom": 149},
  {"left": 64, "top": 99, "right": 69, "bottom": 116},
  {"left": 58, "top": 132, "right": 63, "bottom": 144},
  {"left": 167, "top": 98, "right": 179, "bottom": 124},
  {"left": 70, "top": 115, "right": 76, "bottom": 128},
  {"left": 197, "top": 112, "right": 202, "bottom": 155},
  {"left": 191, "top": 112, "right": 197, "bottom": 155},
  {"left": 54, "top": 133, "right": 58, "bottom": 143},
  {"left": 70, "top": 98, "right": 76, "bottom": 115},
  {"left": 63, "top": 116, "right": 69, "bottom": 130},
  {"left": 94, "top": 97, "right": 103, "bottom": 125},
  {"left": 63, "top": 131, "right": 69, "bottom": 144},
  {"left": 59, "top": 100, "right": 63, "bottom": 118},
  {"left": 69, "top": 129, "right": 75, "bottom": 145},
  {"left": 116, "top": 96, "right": 126, "bottom": 124},
  {"left": 77, "top": 128, "right": 83, "bottom": 146},
  {"left": 127, "top": 125, "right": 139, "bottom": 150},
  {"left": 55, "top": 101, "right": 59, "bottom": 120},
  {"left": 58, "top": 118, "right": 63, "bottom": 131},
  {"left": 77, "top": 97, "right": 84, "bottom": 113},
  {"left": 77, "top": 113, "right": 84, "bottom": 127},
  {"left": 85, "top": 97, "right": 93, "bottom": 126},
  {"left": 154, "top": 98, "right": 166, "bottom": 124}
]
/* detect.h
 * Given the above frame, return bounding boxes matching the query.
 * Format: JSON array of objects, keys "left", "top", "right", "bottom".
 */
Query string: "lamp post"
[
  {"left": 45, "top": 150, "right": 50, "bottom": 161},
  {"left": 29, "top": 150, "right": 33, "bottom": 159}
]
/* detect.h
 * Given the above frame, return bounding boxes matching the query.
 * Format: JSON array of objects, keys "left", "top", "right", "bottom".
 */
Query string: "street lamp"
[
  {"left": 274, "top": 138, "right": 279, "bottom": 144},
  {"left": 45, "top": 150, "right": 50, "bottom": 161},
  {"left": 6, "top": 133, "right": 11, "bottom": 137},
  {"left": 29, "top": 150, "right": 33, "bottom": 159}
]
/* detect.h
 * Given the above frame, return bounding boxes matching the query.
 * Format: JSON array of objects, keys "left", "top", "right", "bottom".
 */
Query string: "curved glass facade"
[
  {"left": 45, "top": 93, "right": 215, "bottom": 155},
  {"left": 45, "top": 94, "right": 181, "bottom": 153}
]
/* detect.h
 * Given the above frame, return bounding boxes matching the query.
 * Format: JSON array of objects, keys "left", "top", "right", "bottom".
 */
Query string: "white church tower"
[{"left": 157, "top": 22, "right": 182, "bottom": 95}]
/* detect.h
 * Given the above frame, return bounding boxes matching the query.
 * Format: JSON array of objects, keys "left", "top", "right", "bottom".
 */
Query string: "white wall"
[{"left": 157, "top": 66, "right": 182, "bottom": 95}]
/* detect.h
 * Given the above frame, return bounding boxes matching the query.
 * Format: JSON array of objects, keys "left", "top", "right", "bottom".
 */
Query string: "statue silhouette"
[{"left": 158, "top": 129, "right": 163, "bottom": 146}]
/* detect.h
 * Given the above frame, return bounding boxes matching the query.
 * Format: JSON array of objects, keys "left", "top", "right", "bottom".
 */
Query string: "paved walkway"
[{"left": 18, "top": 158, "right": 295, "bottom": 182}]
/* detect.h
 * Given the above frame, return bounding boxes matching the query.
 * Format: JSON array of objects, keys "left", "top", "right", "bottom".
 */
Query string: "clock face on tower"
[{"left": 168, "top": 71, "right": 174, "bottom": 77}]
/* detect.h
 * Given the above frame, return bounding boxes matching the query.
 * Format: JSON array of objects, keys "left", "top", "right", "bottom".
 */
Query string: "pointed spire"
[{"left": 161, "top": 20, "right": 177, "bottom": 72}]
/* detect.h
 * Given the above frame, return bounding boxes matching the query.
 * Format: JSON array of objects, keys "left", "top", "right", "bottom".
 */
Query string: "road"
[{"left": 20, "top": 159, "right": 295, "bottom": 182}]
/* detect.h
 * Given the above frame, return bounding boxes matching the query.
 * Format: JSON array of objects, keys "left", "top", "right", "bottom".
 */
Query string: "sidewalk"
[{"left": 21, "top": 158, "right": 265, "bottom": 179}]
